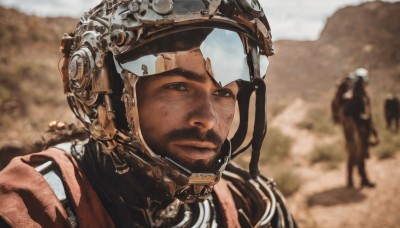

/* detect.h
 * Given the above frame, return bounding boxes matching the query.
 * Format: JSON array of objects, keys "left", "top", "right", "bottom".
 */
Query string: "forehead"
[
  {"left": 155, "top": 49, "right": 210, "bottom": 78},
  {"left": 138, "top": 67, "right": 239, "bottom": 94}
]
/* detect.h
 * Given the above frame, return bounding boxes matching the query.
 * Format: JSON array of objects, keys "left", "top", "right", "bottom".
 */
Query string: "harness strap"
[
  {"left": 213, "top": 179, "right": 241, "bottom": 227},
  {"left": 224, "top": 163, "right": 297, "bottom": 227},
  {"left": 249, "top": 78, "right": 267, "bottom": 179},
  {"left": 231, "top": 81, "right": 254, "bottom": 153}
]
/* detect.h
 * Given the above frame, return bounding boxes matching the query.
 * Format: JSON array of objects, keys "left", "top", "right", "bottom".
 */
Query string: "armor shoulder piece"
[
  {"left": 35, "top": 161, "right": 67, "bottom": 203},
  {"left": 223, "top": 163, "right": 297, "bottom": 228},
  {"left": 35, "top": 160, "right": 78, "bottom": 227}
]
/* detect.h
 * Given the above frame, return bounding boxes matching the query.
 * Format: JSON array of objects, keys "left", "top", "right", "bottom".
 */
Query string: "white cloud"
[
  {"left": 0, "top": 0, "right": 101, "bottom": 17},
  {"left": 0, "top": 0, "right": 398, "bottom": 40},
  {"left": 261, "top": 0, "right": 400, "bottom": 40}
]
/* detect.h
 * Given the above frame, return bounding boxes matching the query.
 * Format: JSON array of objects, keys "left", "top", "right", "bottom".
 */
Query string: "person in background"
[
  {"left": 343, "top": 68, "right": 379, "bottom": 188},
  {"left": 331, "top": 73, "right": 354, "bottom": 124},
  {"left": 384, "top": 92, "right": 400, "bottom": 132}
]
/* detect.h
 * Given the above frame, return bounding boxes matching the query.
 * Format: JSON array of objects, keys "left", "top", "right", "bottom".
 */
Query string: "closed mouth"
[{"left": 171, "top": 140, "right": 217, "bottom": 160}]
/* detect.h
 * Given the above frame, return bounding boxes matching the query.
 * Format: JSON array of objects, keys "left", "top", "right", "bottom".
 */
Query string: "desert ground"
[{"left": 264, "top": 98, "right": 400, "bottom": 228}]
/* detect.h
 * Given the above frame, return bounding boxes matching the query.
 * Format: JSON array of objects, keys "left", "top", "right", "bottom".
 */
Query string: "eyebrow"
[{"left": 156, "top": 68, "right": 206, "bottom": 83}]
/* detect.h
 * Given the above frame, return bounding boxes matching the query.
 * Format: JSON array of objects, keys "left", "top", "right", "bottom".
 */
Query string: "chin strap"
[
  {"left": 231, "top": 81, "right": 254, "bottom": 152},
  {"left": 249, "top": 78, "right": 267, "bottom": 179},
  {"left": 230, "top": 78, "right": 267, "bottom": 179}
]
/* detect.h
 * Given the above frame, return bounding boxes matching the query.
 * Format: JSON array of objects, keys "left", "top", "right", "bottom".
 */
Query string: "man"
[
  {"left": 384, "top": 93, "right": 400, "bottom": 132},
  {"left": 331, "top": 74, "right": 354, "bottom": 124},
  {"left": 342, "top": 68, "right": 378, "bottom": 188},
  {"left": 331, "top": 72, "right": 359, "bottom": 188},
  {"left": 0, "top": 0, "right": 296, "bottom": 227}
]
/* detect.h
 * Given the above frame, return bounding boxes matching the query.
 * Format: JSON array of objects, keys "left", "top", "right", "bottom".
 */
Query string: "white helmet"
[{"left": 354, "top": 67, "right": 369, "bottom": 81}]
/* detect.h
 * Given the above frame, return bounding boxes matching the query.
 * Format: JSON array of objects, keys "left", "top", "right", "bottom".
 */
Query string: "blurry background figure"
[
  {"left": 342, "top": 68, "right": 379, "bottom": 188},
  {"left": 331, "top": 73, "right": 354, "bottom": 124},
  {"left": 332, "top": 68, "right": 380, "bottom": 188},
  {"left": 384, "top": 93, "right": 400, "bottom": 132},
  {"left": 331, "top": 71, "right": 359, "bottom": 188}
]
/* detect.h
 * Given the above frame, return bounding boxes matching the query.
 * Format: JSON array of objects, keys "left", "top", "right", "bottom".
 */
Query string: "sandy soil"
[{"left": 269, "top": 98, "right": 400, "bottom": 228}]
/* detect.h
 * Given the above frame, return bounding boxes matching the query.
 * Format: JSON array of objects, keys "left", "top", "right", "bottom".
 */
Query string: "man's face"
[{"left": 136, "top": 50, "right": 239, "bottom": 172}]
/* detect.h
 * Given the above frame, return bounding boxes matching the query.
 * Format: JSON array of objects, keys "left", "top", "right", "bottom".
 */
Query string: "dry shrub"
[
  {"left": 297, "top": 106, "right": 337, "bottom": 136},
  {"left": 309, "top": 142, "right": 345, "bottom": 170},
  {"left": 271, "top": 165, "right": 302, "bottom": 197},
  {"left": 372, "top": 130, "right": 400, "bottom": 159},
  {"left": 269, "top": 101, "right": 287, "bottom": 119},
  {"left": 261, "top": 127, "right": 293, "bottom": 163},
  {"left": 365, "top": 98, "right": 400, "bottom": 160},
  {"left": 233, "top": 127, "right": 300, "bottom": 196},
  {"left": 231, "top": 128, "right": 293, "bottom": 168}
]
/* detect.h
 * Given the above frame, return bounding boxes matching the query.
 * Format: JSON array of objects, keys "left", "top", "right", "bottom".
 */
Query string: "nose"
[{"left": 188, "top": 96, "right": 216, "bottom": 131}]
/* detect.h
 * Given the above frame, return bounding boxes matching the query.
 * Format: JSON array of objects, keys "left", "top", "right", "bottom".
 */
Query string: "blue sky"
[{"left": 0, "top": 0, "right": 398, "bottom": 40}]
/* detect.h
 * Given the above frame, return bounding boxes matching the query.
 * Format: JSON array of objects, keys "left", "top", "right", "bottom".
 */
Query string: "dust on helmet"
[{"left": 60, "top": 0, "right": 274, "bottom": 203}]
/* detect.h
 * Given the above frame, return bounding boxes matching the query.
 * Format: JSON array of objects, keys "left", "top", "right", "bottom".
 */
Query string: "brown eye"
[
  {"left": 214, "top": 88, "right": 234, "bottom": 98},
  {"left": 164, "top": 83, "right": 188, "bottom": 91}
]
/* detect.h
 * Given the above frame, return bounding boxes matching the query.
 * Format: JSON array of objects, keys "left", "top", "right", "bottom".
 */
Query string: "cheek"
[
  {"left": 226, "top": 112, "right": 235, "bottom": 125},
  {"left": 216, "top": 105, "right": 236, "bottom": 135},
  {"left": 220, "top": 102, "right": 236, "bottom": 122},
  {"left": 140, "top": 103, "right": 183, "bottom": 133}
]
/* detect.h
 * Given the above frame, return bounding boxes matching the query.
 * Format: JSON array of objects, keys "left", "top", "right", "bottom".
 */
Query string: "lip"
[{"left": 171, "top": 140, "right": 217, "bottom": 160}]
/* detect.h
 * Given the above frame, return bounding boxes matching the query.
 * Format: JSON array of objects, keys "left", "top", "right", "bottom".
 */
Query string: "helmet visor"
[{"left": 114, "top": 29, "right": 268, "bottom": 87}]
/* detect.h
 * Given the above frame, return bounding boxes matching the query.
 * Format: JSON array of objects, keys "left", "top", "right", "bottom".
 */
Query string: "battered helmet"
[{"left": 60, "top": 0, "right": 273, "bottom": 202}]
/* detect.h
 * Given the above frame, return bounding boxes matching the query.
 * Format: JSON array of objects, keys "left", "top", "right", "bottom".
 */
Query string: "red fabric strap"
[{"left": 213, "top": 178, "right": 240, "bottom": 227}]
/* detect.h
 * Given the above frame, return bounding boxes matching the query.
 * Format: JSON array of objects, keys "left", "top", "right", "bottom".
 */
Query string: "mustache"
[{"left": 165, "top": 128, "right": 223, "bottom": 149}]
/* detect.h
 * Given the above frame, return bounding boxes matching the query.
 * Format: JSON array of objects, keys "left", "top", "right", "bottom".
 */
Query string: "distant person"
[
  {"left": 331, "top": 72, "right": 358, "bottom": 188},
  {"left": 384, "top": 93, "right": 399, "bottom": 132},
  {"left": 331, "top": 73, "right": 354, "bottom": 124},
  {"left": 343, "top": 68, "right": 378, "bottom": 188}
]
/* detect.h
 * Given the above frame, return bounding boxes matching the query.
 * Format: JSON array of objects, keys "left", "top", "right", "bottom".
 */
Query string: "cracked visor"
[{"left": 114, "top": 28, "right": 268, "bottom": 87}]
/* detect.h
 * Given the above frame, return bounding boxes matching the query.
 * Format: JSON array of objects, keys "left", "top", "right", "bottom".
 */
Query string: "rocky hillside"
[
  {"left": 0, "top": 1, "right": 399, "bottom": 145},
  {"left": 0, "top": 7, "right": 77, "bottom": 144},
  {"left": 266, "top": 1, "right": 400, "bottom": 104}
]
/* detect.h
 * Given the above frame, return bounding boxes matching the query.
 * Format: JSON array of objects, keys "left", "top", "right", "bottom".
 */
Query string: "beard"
[{"left": 147, "top": 128, "right": 224, "bottom": 172}]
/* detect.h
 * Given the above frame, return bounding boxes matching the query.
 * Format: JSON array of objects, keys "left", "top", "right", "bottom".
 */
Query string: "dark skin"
[{"left": 136, "top": 53, "right": 239, "bottom": 172}]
